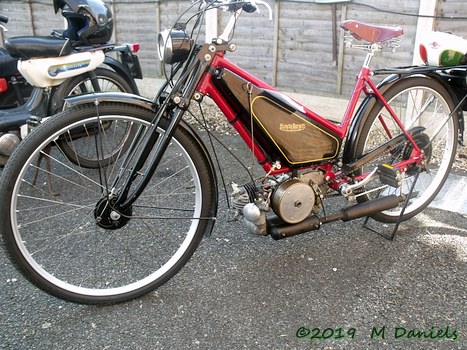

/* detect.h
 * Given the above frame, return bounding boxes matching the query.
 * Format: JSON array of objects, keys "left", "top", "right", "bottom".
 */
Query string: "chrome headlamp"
[{"left": 157, "top": 29, "right": 192, "bottom": 65}]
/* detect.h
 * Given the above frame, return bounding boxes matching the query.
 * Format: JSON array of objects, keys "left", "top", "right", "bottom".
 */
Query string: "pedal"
[{"left": 377, "top": 164, "right": 402, "bottom": 188}]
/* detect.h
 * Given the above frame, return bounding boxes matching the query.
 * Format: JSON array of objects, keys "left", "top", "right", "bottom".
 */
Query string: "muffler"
[
  {"left": 269, "top": 195, "right": 403, "bottom": 240},
  {"left": 322, "top": 194, "right": 404, "bottom": 223}
]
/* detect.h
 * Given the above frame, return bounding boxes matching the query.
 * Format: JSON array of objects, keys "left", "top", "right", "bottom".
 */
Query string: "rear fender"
[{"left": 102, "top": 56, "right": 140, "bottom": 95}]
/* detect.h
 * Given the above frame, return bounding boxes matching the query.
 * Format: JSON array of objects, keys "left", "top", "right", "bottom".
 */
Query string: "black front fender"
[{"left": 64, "top": 91, "right": 155, "bottom": 110}]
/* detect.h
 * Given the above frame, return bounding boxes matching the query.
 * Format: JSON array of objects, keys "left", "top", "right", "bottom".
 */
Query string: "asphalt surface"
[{"left": 0, "top": 129, "right": 466, "bottom": 350}]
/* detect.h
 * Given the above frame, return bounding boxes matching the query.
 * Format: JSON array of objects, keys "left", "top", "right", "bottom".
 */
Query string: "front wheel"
[
  {"left": 0, "top": 102, "right": 217, "bottom": 304},
  {"left": 355, "top": 76, "right": 458, "bottom": 223}
]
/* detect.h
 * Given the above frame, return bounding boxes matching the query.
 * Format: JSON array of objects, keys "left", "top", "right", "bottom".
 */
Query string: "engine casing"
[{"left": 271, "top": 178, "right": 315, "bottom": 224}]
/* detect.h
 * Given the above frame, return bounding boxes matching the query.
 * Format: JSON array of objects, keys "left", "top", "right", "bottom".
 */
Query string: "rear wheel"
[
  {"left": 0, "top": 102, "right": 216, "bottom": 304},
  {"left": 49, "top": 68, "right": 134, "bottom": 114},
  {"left": 355, "top": 76, "right": 458, "bottom": 223}
]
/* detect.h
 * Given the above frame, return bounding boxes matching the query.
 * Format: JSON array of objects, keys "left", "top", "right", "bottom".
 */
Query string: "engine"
[
  {"left": 231, "top": 170, "right": 326, "bottom": 236},
  {"left": 271, "top": 179, "right": 316, "bottom": 224}
]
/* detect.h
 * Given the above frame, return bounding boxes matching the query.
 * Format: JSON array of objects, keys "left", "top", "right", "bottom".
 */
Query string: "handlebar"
[
  {"left": 217, "top": 0, "right": 272, "bottom": 19},
  {"left": 0, "top": 14, "right": 9, "bottom": 24},
  {"left": 247, "top": 0, "right": 272, "bottom": 20},
  {"left": 216, "top": 0, "right": 272, "bottom": 41}
]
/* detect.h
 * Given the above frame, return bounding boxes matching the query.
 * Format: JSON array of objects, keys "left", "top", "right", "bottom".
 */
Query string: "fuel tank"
[{"left": 213, "top": 69, "right": 341, "bottom": 166}]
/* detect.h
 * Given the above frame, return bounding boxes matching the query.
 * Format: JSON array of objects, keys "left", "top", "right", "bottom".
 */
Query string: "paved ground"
[
  {"left": 0, "top": 129, "right": 466, "bottom": 349},
  {"left": 0, "top": 83, "right": 466, "bottom": 349}
]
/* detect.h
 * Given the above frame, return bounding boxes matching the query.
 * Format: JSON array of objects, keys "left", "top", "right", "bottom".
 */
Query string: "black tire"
[
  {"left": 0, "top": 102, "right": 216, "bottom": 304},
  {"left": 50, "top": 68, "right": 135, "bottom": 168},
  {"left": 49, "top": 68, "right": 135, "bottom": 114},
  {"left": 354, "top": 76, "right": 458, "bottom": 223}
]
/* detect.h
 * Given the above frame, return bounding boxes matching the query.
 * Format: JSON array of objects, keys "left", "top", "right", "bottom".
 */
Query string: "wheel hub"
[
  {"left": 404, "top": 133, "right": 432, "bottom": 174},
  {"left": 94, "top": 197, "right": 132, "bottom": 230}
]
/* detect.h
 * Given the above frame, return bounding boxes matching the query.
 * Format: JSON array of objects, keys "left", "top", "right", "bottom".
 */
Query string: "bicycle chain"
[{"left": 319, "top": 138, "right": 411, "bottom": 199}]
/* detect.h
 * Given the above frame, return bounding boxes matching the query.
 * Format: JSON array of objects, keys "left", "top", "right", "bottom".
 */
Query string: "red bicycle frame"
[{"left": 196, "top": 49, "right": 423, "bottom": 188}]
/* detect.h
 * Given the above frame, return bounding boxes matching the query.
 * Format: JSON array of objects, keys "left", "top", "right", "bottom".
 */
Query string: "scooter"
[
  {"left": 0, "top": 13, "right": 141, "bottom": 110},
  {"left": 0, "top": 6, "right": 142, "bottom": 166},
  {"left": 0, "top": 14, "right": 32, "bottom": 107},
  {"left": 419, "top": 30, "right": 467, "bottom": 145},
  {"left": 0, "top": 39, "right": 142, "bottom": 166}
]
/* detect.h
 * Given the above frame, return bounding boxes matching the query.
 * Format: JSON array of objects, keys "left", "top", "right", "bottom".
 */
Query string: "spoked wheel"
[
  {"left": 0, "top": 102, "right": 216, "bottom": 304},
  {"left": 56, "top": 113, "right": 137, "bottom": 169},
  {"left": 50, "top": 68, "right": 136, "bottom": 168},
  {"left": 49, "top": 68, "right": 135, "bottom": 113},
  {"left": 355, "top": 76, "right": 458, "bottom": 223}
]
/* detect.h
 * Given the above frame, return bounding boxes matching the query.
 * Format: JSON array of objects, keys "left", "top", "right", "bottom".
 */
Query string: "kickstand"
[
  {"left": 31, "top": 144, "right": 60, "bottom": 196},
  {"left": 363, "top": 171, "right": 420, "bottom": 240}
]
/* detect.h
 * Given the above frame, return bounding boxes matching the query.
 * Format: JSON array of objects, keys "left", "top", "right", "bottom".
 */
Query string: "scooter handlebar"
[{"left": 0, "top": 14, "right": 9, "bottom": 24}]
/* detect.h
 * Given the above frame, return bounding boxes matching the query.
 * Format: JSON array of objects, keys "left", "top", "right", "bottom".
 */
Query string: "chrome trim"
[{"left": 64, "top": 92, "right": 155, "bottom": 110}]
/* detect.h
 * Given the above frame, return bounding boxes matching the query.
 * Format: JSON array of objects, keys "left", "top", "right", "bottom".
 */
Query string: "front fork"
[
  {"left": 108, "top": 55, "right": 210, "bottom": 211},
  {"left": 114, "top": 103, "right": 188, "bottom": 211}
]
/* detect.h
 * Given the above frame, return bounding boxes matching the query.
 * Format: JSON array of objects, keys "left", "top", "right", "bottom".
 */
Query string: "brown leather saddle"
[{"left": 341, "top": 20, "right": 403, "bottom": 43}]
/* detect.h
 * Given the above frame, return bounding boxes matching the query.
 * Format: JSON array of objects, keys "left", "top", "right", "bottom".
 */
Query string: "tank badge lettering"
[
  {"left": 48, "top": 60, "right": 91, "bottom": 77},
  {"left": 280, "top": 123, "right": 306, "bottom": 132}
]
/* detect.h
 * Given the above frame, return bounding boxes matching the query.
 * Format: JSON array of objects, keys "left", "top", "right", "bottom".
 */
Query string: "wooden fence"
[{"left": 1, "top": 0, "right": 466, "bottom": 96}]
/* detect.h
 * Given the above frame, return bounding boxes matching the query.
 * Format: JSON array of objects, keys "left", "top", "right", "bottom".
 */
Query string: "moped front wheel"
[
  {"left": 355, "top": 76, "right": 458, "bottom": 223},
  {"left": 0, "top": 102, "right": 216, "bottom": 304}
]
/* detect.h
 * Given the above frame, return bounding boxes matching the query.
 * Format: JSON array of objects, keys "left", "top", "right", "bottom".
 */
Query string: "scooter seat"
[
  {"left": 4, "top": 36, "right": 74, "bottom": 60},
  {"left": 0, "top": 48, "right": 18, "bottom": 77}
]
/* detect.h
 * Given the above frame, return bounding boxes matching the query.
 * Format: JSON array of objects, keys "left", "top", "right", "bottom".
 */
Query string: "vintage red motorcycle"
[{"left": 0, "top": 0, "right": 459, "bottom": 304}]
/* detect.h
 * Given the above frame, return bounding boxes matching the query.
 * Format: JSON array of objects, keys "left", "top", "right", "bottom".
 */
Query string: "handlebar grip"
[
  {"left": 0, "top": 14, "right": 9, "bottom": 24},
  {"left": 242, "top": 3, "right": 258, "bottom": 13}
]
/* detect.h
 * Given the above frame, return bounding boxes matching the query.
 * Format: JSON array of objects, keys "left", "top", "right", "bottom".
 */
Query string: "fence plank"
[{"left": 1, "top": 0, "right": 467, "bottom": 96}]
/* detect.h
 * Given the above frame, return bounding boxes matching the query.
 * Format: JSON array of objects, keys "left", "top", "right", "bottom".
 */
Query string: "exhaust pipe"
[
  {"left": 322, "top": 194, "right": 403, "bottom": 223},
  {"left": 269, "top": 215, "right": 321, "bottom": 240},
  {"left": 269, "top": 195, "right": 403, "bottom": 240}
]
